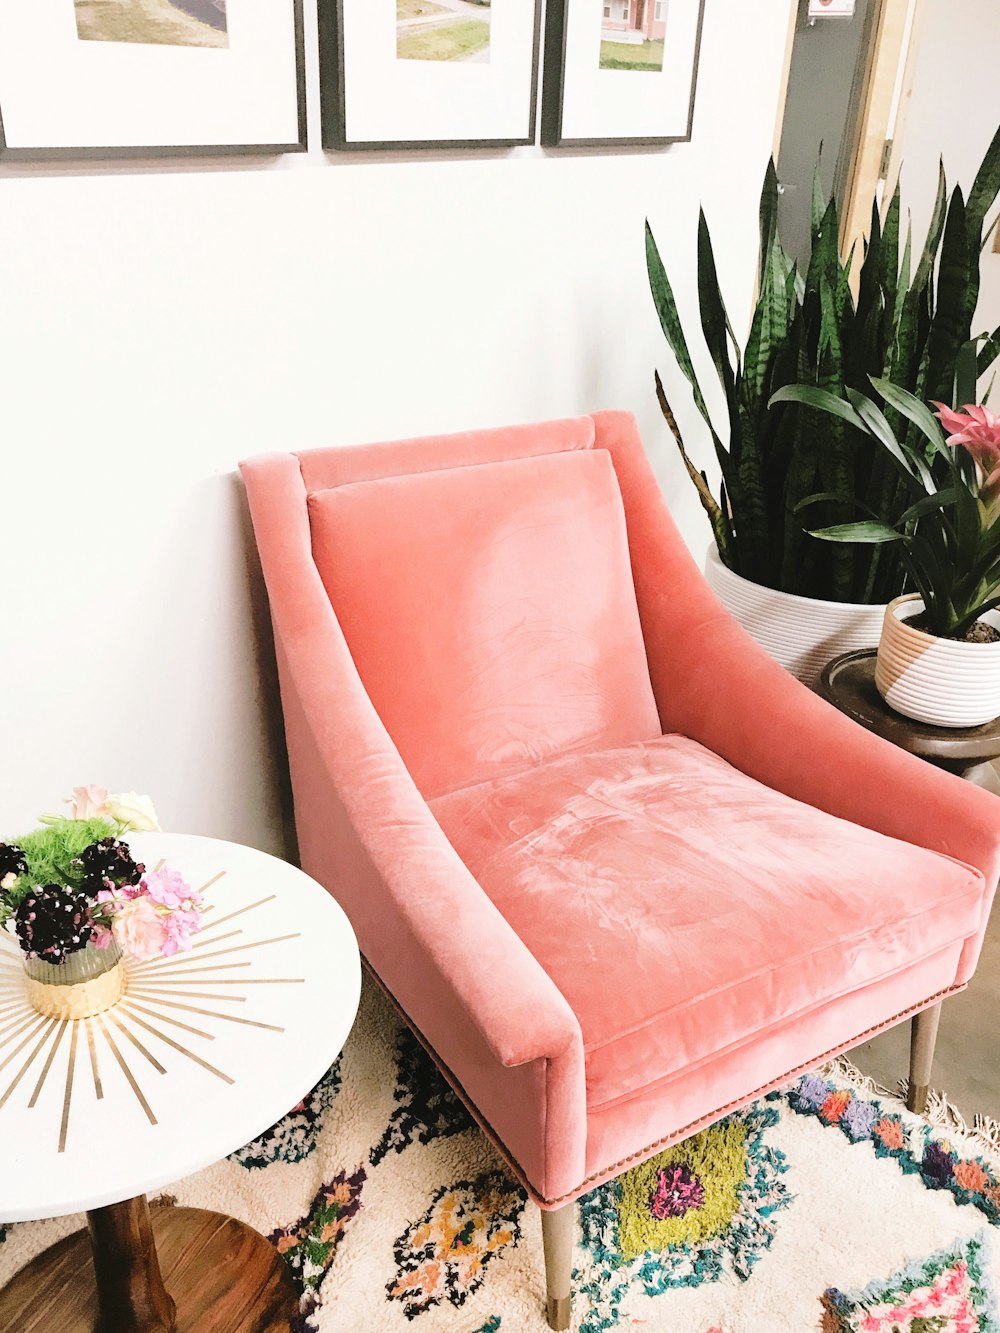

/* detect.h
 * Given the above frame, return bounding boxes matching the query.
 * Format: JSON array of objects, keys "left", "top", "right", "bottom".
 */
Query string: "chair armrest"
[
  {"left": 314, "top": 703, "right": 585, "bottom": 1074},
  {"left": 635, "top": 519, "right": 1000, "bottom": 890}
]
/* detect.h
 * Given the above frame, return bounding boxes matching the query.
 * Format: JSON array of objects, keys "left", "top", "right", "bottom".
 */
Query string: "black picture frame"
[
  {"left": 0, "top": 2, "right": 307, "bottom": 161},
  {"left": 541, "top": 0, "right": 705, "bottom": 148},
  {"left": 318, "top": 0, "right": 542, "bottom": 151}
]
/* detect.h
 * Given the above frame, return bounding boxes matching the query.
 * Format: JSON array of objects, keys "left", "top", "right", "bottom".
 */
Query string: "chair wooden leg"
[
  {"left": 907, "top": 1001, "right": 943, "bottom": 1115},
  {"left": 540, "top": 1203, "right": 574, "bottom": 1331}
]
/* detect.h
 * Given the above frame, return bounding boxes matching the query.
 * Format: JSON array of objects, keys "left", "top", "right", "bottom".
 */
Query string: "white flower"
[{"left": 105, "top": 791, "right": 161, "bottom": 833}]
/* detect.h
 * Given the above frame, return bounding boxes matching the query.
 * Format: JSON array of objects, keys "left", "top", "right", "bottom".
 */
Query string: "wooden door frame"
[
  {"left": 772, "top": 0, "right": 926, "bottom": 265},
  {"left": 840, "top": 0, "right": 926, "bottom": 261}
]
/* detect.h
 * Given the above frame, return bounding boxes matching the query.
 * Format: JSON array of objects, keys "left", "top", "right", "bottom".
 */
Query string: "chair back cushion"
[{"left": 308, "top": 448, "right": 660, "bottom": 798}]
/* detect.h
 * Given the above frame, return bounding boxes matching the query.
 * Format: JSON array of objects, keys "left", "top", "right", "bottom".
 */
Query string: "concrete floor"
[{"left": 848, "top": 761, "right": 1000, "bottom": 1121}]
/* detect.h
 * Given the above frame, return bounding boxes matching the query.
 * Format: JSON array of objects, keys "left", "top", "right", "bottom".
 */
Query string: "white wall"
[
  {"left": 899, "top": 0, "right": 1000, "bottom": 389},
  {"left": 0, "top": 2, "right": 794, "bottom": 855}
]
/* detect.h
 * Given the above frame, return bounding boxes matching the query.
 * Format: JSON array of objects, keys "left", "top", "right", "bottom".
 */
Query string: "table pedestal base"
[{"left": 0, "top": 1198, "right": 298, "bottom": 1332}]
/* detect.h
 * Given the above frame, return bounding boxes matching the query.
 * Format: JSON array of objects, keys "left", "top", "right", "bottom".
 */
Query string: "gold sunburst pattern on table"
[{"left": 0, "top": 874, "right": 304, "bottom": 1153}]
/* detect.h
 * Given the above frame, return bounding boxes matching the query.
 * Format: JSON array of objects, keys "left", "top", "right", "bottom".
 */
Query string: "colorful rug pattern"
[{"left": 2, "top": 980, "right": 1000, "bottom": 1331}]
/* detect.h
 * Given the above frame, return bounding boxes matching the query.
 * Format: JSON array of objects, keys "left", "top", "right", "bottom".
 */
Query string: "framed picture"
[
  {"left": 542, "top": 0, "right": 705, "bottom": 147},
  {"left": 318, "top": 0, "right": 542, "bottom": 150},
  {"left": 0, "top": 2, "right": 306, "bottom": 160}
]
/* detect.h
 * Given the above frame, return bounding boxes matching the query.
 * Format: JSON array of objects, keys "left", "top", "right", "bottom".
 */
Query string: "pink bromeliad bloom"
[{"left": 932, "top": 402, "right": 1000, "bottom": 508}]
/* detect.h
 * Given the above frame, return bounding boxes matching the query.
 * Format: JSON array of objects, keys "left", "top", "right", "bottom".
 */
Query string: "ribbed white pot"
[
  {"left": 875, "top": 594, "right": 1000, "bottom": 727},
  {"left": 704, "top": 546, "right": 887, "bottom": 685}
]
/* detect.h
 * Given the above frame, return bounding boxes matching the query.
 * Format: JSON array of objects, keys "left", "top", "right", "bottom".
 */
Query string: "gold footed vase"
[{"left": 22, "top": 940, "right": 126, "bottom": 1020}]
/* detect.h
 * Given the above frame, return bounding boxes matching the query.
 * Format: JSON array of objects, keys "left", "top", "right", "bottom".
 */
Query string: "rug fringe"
[{"left": 816, "top": 1054, "right": 1000, "bottom": 1168}]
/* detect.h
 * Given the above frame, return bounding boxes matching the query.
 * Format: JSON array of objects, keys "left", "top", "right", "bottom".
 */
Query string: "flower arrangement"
[
  {"left": 771, "top": 380, "right": 1000, "bottom": 641},
  {"left": 0, "top": 786, "right": 203, "bottom": 966}
]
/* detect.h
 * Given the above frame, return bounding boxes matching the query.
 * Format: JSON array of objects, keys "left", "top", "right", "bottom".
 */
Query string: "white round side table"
[{"left": 0, "top": 832, "right": 361, "bottom": 1332}]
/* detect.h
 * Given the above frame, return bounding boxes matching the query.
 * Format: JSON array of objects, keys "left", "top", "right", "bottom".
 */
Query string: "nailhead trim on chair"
[{"left": 363, "top": 960, "right": 962, "bottom": 1206}]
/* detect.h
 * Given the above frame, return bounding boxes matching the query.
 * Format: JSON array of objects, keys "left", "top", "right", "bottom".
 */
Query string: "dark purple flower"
[
  {"left": 0, "top": 843, "right": 28, "bottom": 891},
  {"left": 14, "top": 884, "right": 94, "bottom": 963},
  {"left": 649, "top": 1164, "right": 705, "bottom": 1220},
  {"left": 75, "top": 838, "right": 144, "bottom": 896},
  {"left": 921, "top": 1141, "right": 957, "bottom": 1190}
]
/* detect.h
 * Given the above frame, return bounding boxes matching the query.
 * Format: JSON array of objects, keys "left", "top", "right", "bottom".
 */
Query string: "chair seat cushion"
[{"left": 430, "top": 736, "right": 986, "bottom": 1112}]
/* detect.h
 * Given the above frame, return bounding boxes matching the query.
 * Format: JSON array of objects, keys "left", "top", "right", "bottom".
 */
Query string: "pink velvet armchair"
[{"left": 240, "top": 412, "right": 1000, "bottom": 1330}]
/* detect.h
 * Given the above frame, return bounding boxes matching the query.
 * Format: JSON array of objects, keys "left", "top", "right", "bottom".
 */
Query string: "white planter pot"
[
  {"left": 704, "top": 546, "right": 887, "bottom": 685},
  {"left": 875, "top": 594, "right": 1000, "bottom": 728}
]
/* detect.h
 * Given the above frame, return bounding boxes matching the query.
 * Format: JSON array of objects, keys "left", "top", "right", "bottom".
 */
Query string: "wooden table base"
[{"left": 0, "top": 1197, "right": 299, "bottom": 1333}]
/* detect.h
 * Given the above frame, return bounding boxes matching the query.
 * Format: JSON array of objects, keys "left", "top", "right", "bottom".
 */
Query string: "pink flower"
[
  {"left": 142, "top": 867, "right": 193, "bottom": 910},
  {"left": 112, "top": 897, "right": 169, "bottom": 961},
  {"left": 160, "top": 904, "right": 201, "bottom": 956},
  {"left": 932, "top": 402, "right": 1000, "bottom": 505},
  {"left": 66, "top": 785, "right": 110, "bottom": 821}
]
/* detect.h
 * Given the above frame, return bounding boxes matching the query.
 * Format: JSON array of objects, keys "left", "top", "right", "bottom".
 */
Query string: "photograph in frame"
[
  {"left": 319, "top": 0, "right": 541, "bottom": 150},
  {"left": 396, "top": 0, "right": 492, "bottom": 64},
  {"left": 74, "top": 0, "right": 230, "bottom": 49},
  {"left": 0, "top": 1, "right": 305, "bottom": 159},
  {"left": 542, "top": 0, "right": 705, "bottom": 147}
]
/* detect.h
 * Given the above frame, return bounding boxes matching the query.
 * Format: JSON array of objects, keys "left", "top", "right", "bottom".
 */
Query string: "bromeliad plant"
[
  {"left": 770, "top": 379, "right": 1000, "bottom": 640},
  {"left": 0, "top": 786, "right": 203, "bottom": 965},
  {"left": 646, "top": 125, "right": 1000, "bottom": 604}
]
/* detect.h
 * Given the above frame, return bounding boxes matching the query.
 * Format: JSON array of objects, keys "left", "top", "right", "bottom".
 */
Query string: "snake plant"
[{"left": 646, "top": 126, "right": 1000, "bottom": 603}]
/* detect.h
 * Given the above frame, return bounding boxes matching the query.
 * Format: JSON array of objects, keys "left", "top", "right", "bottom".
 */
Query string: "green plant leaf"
[
  {"left": 870, "top": 377, "right": 950, "bottom": 459},
  {"left": 896, "top": 488, "right": 960, "bottom": 526},
  {"left": 845, "top": 387, "right": 931, "bottom": 491},
  {"left": 953, "top": 338, "right": 980, "bottom": 408},
  {"left": 950, "top": 595, "right": 1000, "bottom": 640},
  {"left": 758, "top": 159, "right": 780, "bottom": 284},
  {"left": 795, "top": 491, "right": 882, "bottom": 523},
  {"left": 879, "top": 182, "right": 901, "bottom": 310},
  {"left": 926, "top": 186, "right": 974, "bottom": 401},
  {"left": 697, "top": 209, "right": 738, "bottom": 409},
  {"left": 645, "top": 219, "right": 714, "bottom": 429},
  {"left": 893, "top": 222, "right": 912, "bottom": 330},
  {"left": 967, "top": 121, "right": 1000, "bottom": 240},
  {"left": 807, "top": 520, "right": 901, "bottom": 543},
  {"left": 806, "top": 197, "right": 842, "bottom": 297},
  {"left": 912, "top": 158, "right": 948, "bottom": 294},
  {"left": 770, "top": 383, "right": 865, "bottom": 429},
  {"left": 745, "top": 232, "right": 795, "bottom": 406}
]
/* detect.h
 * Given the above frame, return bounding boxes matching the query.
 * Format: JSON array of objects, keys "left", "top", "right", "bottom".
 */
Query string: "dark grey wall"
[{"left": 776, "top": 0, "right": 875, "bottom": 267}]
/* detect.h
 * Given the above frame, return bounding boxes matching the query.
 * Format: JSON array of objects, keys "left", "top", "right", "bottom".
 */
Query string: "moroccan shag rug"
[{"left": 4, "top": 981, "right": 1000, "bottom": 1333}]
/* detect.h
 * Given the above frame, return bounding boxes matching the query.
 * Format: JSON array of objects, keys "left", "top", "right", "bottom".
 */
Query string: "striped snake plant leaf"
[
  {"left": 912, "top": 159, "right": 948, "bottom": 294},
  {"left": 696, "top": 210, "right": 738, "bottom": 417},
  {"left": 966, "top": 120, "right": 1000, "bottom": 241},
  {"left": 893, "top": 222, "right": 912, "bottom": 331},
  {"left": 758, "top": 158, "right": 781, "bottom": 285},
  {"left": 735, "top": 401, "right": 771, "bottom": 579},
  {"left": 926, "top": 186, "right": 973, "bottom": 401},
  {"left": 743, "top": 231, "right": 793, "bottom": 405},
  {"left": 645, "top": 219, "right": 714, "bottom": 430},
  {"left": 878, "top": 183, "right": 901, "bottom": 312},
  {"left": 953, "top": 338, "right": 979, "bottom": 408}
]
